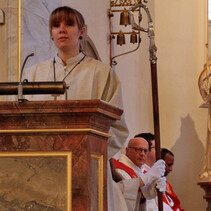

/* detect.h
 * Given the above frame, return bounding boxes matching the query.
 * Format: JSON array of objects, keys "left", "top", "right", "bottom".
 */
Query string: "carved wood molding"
[{"left": 198, "top": 182, "right": 211, "bottom": 201}]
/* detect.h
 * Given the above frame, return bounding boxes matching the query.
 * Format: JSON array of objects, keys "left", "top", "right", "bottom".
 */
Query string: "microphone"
[{"left": 18, "top": 53, "right": 34, "bottom": 103}]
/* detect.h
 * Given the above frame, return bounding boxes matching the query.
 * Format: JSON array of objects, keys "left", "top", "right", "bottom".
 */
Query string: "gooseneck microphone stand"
[
  {"left": 0, "top": 53, "right": 67, "bottom": 102},
  {"left": 129, "top": 1, "right": 163, "bottom": 211},
  {"left": 18, "top": 53, "right": 34, "bottom": 102}
]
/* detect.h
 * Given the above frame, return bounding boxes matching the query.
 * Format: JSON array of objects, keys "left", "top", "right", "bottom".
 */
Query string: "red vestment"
[
  {"left": 163, "top": 181, "right": 185, "bottom": 211},
  {"left": 111, "top": 158, "right": 146, "bottom": 204},
  {"left": 111, "top": 158, "right": 138, "bottom": 178}
]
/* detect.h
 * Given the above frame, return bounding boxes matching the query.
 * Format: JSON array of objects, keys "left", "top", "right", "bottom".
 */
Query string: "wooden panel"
[{"left": 0, "top": 100, "right": 122, "bottom": 210}]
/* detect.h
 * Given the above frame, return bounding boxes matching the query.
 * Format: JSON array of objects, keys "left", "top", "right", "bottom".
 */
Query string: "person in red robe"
[
  {"left": 111, "top": 136, "right": 166, "bottom": 211},
  {"left": 161, "top": 148, "right": 185, "bottom": 211}
]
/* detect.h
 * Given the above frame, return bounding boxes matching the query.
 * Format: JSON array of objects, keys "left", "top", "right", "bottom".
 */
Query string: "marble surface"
[
  {"left": 0, "top": 156, "right": 66, "bottom": 210},
  {"left": 0, "top": 100, "right": 120, "bottom": 210},
  {"left": 0, "top": 100, "right": 121, "bottom": 131}
]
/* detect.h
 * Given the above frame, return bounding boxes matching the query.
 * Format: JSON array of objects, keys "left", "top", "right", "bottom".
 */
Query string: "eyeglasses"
[{"left": 128, "top": 147, "right": 149, "bottom": 154}]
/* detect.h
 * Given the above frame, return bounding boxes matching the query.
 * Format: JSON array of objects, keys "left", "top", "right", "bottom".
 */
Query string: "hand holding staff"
[{"left": 129, "top": 1, "right": 163, "bottom": 210}]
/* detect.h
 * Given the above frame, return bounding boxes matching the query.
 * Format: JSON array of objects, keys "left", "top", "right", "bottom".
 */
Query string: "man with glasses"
[
  {"left": 111, "top": 136, "right": 166, "bottom": 210},
  {"left": 135, "top": 133, "right": 156, "bottom": 169},
  {"left": 135, "top": 133, "right": 159, "bottom": 211}
]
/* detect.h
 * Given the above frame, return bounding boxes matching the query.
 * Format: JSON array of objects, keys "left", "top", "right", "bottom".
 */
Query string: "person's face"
[
  {"left": 164, "top": 153, "right": 174, "bottom": 176},
  {"left": 51, "top": 19, "right": 85, "bottom": 53},
  {"left": 146, "top": 139, "right": 156, "bottom": 167},
  {"left": 126, "top": 138, "right": 149, "bottom": 168}
]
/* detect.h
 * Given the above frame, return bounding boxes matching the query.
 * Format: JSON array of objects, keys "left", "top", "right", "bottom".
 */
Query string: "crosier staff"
[{"left": 129, "top": 1, "right": 163, "bottom": 211}]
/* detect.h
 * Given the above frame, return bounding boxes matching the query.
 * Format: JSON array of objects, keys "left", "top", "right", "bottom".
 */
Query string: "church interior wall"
[
  {"left": 0, "top": 0, "right": 208, "bottom": 210},
  {"left": 155, "top": 0, "right": 207, "bottom": 210}
]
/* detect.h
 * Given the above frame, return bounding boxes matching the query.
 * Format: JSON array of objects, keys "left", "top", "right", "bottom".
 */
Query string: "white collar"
[
  {"left": 55, "top": 52, "right": 85, "bottom": 66},
  {"left": 119, "top": 154, "right": 143, "bottom": 176}
]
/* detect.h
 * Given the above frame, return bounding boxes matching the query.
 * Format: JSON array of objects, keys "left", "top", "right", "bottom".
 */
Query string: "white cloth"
[
  {"left": 115, "top": 156, "right": 167, "bottom": 211},
  {"left": 142, "top": 164, "right": 173, "bottom": 211},
  {"left": 114, "top": 154, "right": 145, "bottom": 211},
  {"left": 141, "top": 160, "right": 165, "bottom": 186},
  {"left": 141, "top": 177, "right": 166, "bottom": 200},
  {"left": 120, "top": 178, "right": 145, "bottom": 211},
  {"left": 114, "top": 181, "right": 132, "bottom": 211},
  {"left": 116, "top": 154, "right": 144, "bottom": 178},
  {"left": 24, "top": 52, "right": 129, "bottom": 211},
  {"left": 142, "top": 164, "right": 159, "bottom": 211}
]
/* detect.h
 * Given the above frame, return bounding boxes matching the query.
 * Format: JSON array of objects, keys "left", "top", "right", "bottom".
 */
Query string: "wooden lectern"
[{"left": 0, "top": 100, "right": 123, "bottom": 211}]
